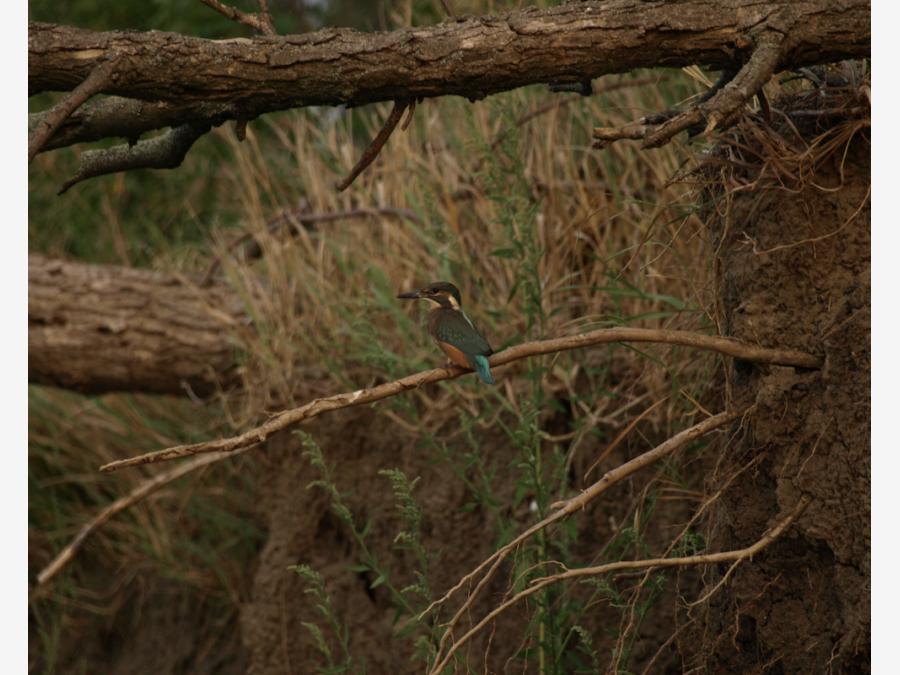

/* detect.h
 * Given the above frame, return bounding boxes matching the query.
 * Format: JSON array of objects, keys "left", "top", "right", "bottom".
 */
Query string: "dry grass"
[
  {"left": 203, "top": 74, "right": 718, "bottom": 435},
  {"left": 31, "top": 69, "right": 729, "bottom": 671}
]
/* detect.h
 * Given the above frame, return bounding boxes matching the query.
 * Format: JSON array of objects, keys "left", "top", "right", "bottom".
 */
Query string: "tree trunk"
[
  {"left": 29, "top": 0, "right": 869, "bottom": 148},
  {"left": 29, "top": 254, "right": 245, "bottom": 395},
  {"left": 684, "top": 103, "right": 870, "bottom": 671}
]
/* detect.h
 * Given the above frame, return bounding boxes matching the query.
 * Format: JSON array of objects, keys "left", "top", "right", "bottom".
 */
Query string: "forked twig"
[
  {"left": 58, "top": 122, "right": 212, "bottom": 194},
  {"left": 199, "top": 0, "right": 277, "bottom": 35}
]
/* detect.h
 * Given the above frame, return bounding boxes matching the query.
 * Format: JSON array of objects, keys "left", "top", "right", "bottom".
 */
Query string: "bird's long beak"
[{"left": 397, "top": 289, "right": 422, "bottom": 300}]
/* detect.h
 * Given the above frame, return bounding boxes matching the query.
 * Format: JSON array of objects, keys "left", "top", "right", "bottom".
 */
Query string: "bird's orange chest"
[{"left": 436, "top": 340, "right": 471, "bottom": 369}]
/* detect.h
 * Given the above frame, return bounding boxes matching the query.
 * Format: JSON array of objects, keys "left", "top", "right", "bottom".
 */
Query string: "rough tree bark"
[
  {"left": 28, "top": 254, "right": 245, "bottom": 395},
  {"left": 29, "top": 0, "right": 869, "bottom": 151}
]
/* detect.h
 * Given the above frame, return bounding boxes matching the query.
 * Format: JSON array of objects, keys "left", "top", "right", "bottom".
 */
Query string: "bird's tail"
[{"left": 472, "top": 355, "right": 495, "bottom": 385}]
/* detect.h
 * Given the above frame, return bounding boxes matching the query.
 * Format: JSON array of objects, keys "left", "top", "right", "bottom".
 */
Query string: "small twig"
[
  {"left": 437, "top": 0, "right": 454, "bottom": 16},
  {"left": 32, "top": 449, "right": 247, "bottom": 594},
  {"left": 256, "top": 0, "right": 276, "bottom": 35},
  {"left": 400, "top": 99, "right": 417, "bottom": 131},
  {"left": 198, "top": 0, "right": 276, "bottom": 35},
  {"left": 472, "top": 75, "right": 661, "bottom": 176},
  {"left": 98, "top": 330, "right": 821, "bottom": 472},
  {"left": 548, "top": 80, "right": 592, "bottom": 95},
  {"left": 28, "top": 59, "right": 117, "bottom": 161},
  {"left": 58, "top": 122, "right": 212, "bottom": 194},
  {"left": 428, "top": 495, "right": 811, "bottom": 674},
  {"left": 583, "top": 396, "right": 669, "bottom": 480},
  {"left": 335, "top": 100, "right": 409, "bottom": 192},
  {"left": 200, "top": 206, "right": 424, "bottom": 285},
  {"left": 233, "top": 118, "right": 248, "bottom": 141}
]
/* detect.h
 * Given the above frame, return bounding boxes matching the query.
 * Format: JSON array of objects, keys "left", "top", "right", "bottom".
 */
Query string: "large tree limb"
[
  {"left": 28, "top": 254, "right": 246, "bottom": 395},
  {"left": 29, "top": 0, "right": 869, "bottom": 149}
]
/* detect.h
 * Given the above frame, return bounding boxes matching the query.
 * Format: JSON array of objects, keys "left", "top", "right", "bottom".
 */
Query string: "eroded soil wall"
[{"left": 684, "top": 118, "right": 870, "bottom": 672}]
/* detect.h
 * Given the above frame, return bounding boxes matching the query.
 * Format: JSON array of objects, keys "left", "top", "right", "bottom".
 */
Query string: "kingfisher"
[{"left": 397, "top": 281, "right": 495, "bottom": 384}]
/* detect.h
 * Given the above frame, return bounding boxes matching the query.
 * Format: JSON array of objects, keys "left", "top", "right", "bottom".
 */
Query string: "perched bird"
[{"left": 397, "top": 281, "right": 495, "bottom": 384}]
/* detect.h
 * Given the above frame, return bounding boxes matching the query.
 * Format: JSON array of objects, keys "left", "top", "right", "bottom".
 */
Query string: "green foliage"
[
  {"left": 298, "top": 432, "right": 440, "bottom": 668},
  {"left": 378, "top": 469, "right": 432, "bottom": 602},
  {"left": 288, "top": 564, "right": 358, "bottom": 674}
]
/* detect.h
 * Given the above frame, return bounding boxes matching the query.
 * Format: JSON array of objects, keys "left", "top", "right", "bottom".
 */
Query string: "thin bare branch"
[
  {"left": 58, "top": 122, "right": 212, "bottom": 194},
  {"left": 28, "top": 59, "right": 117, "bottom": 160},
  {"left": 583, "top": 396, "right": 669, "bottom": 480},
  {"left": 428, "top": 495, "right": 811, "bottom": 674},
  {"left": 420, "top": 409, "right": 741, "bottom": 648},
  {"left": 32, "top": 449, "right": 248, "bottom": 594},
  {"left": 99, "top": 329, "right": 820, "bottom": 472},
  {"left": 200, "top": 206, "right": 425, "bottom": 285},
  {"left": 335, "top": 100, "right": 409, "bottom": 192},
  {"left": 198, "top": 0, "right": 276, "bottom": 36}
]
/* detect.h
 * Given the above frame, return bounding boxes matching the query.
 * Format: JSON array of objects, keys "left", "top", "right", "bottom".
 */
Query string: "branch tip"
[{"left": 335, "top": 100, "right": 409, "bottom": 192}]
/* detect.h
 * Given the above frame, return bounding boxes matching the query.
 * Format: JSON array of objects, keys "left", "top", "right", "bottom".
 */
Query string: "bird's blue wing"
[{"left": 432, "top": 310, "right": 492, "bottom": 358}]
